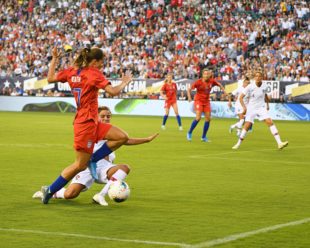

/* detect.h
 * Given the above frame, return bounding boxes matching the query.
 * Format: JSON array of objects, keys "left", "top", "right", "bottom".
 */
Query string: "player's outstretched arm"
[
  {"left": 125, "top": 133, "right": 159, "bottom": 146},
  {"left": 47, "top": 47, "right": 61, "bottom": 83},
  {"left": 105, "top": 71, "right": 132, "bottom": 96}
]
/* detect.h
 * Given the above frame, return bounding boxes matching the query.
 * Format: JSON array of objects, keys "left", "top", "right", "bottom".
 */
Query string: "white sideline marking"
[
  {"left": 1, "top": 218, "right": 309, "bottom": 248},
  {"left": 191, "top": 217, "right": 310, "bottom": 248},
  {"left": 0, "top": 228, "right": 191, "bottom": 248}
]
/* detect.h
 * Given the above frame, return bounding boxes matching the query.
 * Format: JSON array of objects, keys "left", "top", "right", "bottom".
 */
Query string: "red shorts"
[
  {"left": 74, "top": 120, "right": 112, "bottom": 154},
  {"left": 194, "top": 101, "right": 211, "bottom": 113},
  {"left": 164, "top": 100, "right": 176, "bottom": 109}
]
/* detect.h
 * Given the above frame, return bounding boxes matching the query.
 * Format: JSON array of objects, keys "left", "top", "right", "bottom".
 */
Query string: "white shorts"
[
  {"left": 245, "top": 107, "right": 270, "bottom": 123},
  {"left": 71, "top": 159, "right": 115, "bottom": 191}
]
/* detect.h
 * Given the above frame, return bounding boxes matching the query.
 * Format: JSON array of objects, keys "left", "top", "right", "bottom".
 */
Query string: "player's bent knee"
[{"left": 265, "top": 119, "right": 273, "bottom": 126}]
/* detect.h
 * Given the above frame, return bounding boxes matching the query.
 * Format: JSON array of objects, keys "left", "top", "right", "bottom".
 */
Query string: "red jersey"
[
  {"left": 56, "top": 66, "right": 110, "bottom": 124},
  {"left": 191, "top": 78, "right": 220, "bottom": 103},
  {"left": 161, "top": 82, "right": 177, "bottom": 102}
]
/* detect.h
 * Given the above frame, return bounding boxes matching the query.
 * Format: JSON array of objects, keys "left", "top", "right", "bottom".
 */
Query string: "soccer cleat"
[
  {"left": 179, "top": 126, "right": 183, "bottom": 131},
  {"left": 93, "top": 193, "right": 108, "bottom": 206},
  {"left": 88, "top": 161, "right": 99, "bottom": 180},
  {"left": 278, "top": 141, "right": 288, "bottom": 150},
  {"left": 32, "top": 191, "right": 43, "bottom": 199},
  {"left": 201, "top": 137, "right": 210, "bottom": 142},
  {"left": 232, "top": 144, "right": 240, "bottom": 150},
  {"left": 41, "top": 186, "right": 53, "bottom": 204},
  {"left": 161, "top": 125, "right": 166, "bottom": 130},
  {"left": 186, "top": 132, "right": 192, "bottom": 141}
]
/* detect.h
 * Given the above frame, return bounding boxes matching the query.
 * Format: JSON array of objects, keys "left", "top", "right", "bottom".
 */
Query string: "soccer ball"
[{"left": 108, "top": 180, "right": 130, "bottom": 203}]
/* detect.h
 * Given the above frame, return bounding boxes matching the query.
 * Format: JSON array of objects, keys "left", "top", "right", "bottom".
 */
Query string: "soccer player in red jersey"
[
  {"left": 160, "top": 74, "right": 183, "bottom": 130},
  {"left": 186, "top": 69, "right": 226, "bottom": 142},
  {"left": 41, "top": 47, "right": 132, "bottom": 204}
]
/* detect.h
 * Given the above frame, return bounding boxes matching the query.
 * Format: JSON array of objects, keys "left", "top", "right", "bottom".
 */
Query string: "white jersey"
[
  {"left": 243, "top": 82, "right": 271, "bottom": 123},
  {"left": 243, "top": 82, "right": 268, "bottom": 110},
  {"left": 93, "top": 140, "right": 116, "bottom": 163},
  {"left": 232, "top": 85, "right": 250, "bottom": 106},
  {"left": 70, "top": 140, "right": 116, "bottom": 189}
]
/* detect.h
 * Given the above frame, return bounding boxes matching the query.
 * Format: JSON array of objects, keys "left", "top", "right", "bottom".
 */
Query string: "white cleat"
[
  {"left": 278, "top": 141, "right": 288, "bottom": 150},
  {"left": 32, "top": 191, "right": 43, "bottom": 199},
  {"left": 179, "top": 126, "right": 183, "bottom": 131},
  {"left": 93, "top": 193, "right": 108, "bottom": 206},
  {"left": 232, "top": 144, "right": 240, "bottom": 150},
  {"left": 161, "top": 125, "right": 166, "bottom": 130}
]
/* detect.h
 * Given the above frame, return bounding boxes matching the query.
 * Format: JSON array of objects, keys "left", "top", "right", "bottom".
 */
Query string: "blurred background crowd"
[{"left": 0, "top": 0, "right": 309, "bottom": 99}]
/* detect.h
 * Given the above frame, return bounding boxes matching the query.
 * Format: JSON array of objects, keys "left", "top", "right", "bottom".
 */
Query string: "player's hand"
[
  {"left": 228, "top": 102, "right": 232, "bottom": 108},
  {"left": 51, "top": 47, "right": 62, "bottom": 59},
  {"left": 121, "top": 71, "right": 132, "bottom": 85},
  {"left": 147, "top": 133, "right": 159, "bottom": 142}
]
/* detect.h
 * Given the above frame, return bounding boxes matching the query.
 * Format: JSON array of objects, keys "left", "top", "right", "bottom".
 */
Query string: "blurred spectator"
[
  {"left": 0, "top": 0, "right": 308, "bottom": 81},
  {"left": 36, "top": 89, "right": 44, "bottom": 96},
  {"left": 178, "top": 91, "right": 187, "bottom": 100}
]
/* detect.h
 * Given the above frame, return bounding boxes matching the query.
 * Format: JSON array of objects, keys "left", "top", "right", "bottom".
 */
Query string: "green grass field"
[{"left": 0, "top": 111, "right": 309, "bottom": 248}]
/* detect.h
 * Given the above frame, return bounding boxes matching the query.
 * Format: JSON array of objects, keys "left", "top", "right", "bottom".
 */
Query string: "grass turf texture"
[{"left": 0, "top": 111, "right": 309, "bottom": 248}]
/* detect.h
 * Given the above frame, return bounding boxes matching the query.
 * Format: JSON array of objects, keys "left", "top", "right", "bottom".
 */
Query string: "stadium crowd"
[{"left": 0, "top": 0, "right": 309, "bottom": 87}]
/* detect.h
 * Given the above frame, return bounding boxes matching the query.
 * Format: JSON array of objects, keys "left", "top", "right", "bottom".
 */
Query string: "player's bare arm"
[
  {"left": 187, "top": 87, "right": 192, "bottom": 102},
  {"left": 105, "top": 71, "right": 132, "bottom": 96},
  {"left": 228, "top": 93, "right": 233, "bottom": 108},
  {"left": 125, "top": 133, "right": 159, "bottom": 145},
  {"left": 217, "top": 81, "right": 227, "bottom": 95},
  {"left": 47, "top": 47, "right": 61, "bottom": 83},
  {"left": 265, "top": 94, "right": 270, "bottom": 111},
  {"left": 239, "top": 93, "right": 247, "bottom": 114}
]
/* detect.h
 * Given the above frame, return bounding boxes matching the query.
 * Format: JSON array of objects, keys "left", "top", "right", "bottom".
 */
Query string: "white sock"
[
  {"left": 99, "top": 169, "right": 128, "bottom": 196},
  {"left": 236, "top": 129, "right": 247, "bottom": 146},
  {"left": 270, "top": 125, "right": 281, "bottom": 144},
  {"left": 53, "top": 187, "right": 65, "bottom": 199},
  {"left": 236, "top": 119, "right": 245, "bottom": 129}
]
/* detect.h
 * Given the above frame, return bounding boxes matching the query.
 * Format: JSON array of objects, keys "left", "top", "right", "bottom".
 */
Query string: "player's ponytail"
[{"left": 74, "top": 47, "right": 104, "bottom": 68}]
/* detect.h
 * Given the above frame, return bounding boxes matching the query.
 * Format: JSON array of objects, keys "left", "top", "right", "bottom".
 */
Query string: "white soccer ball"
[{"left": 108, "top": 180, "right": 130, "bottom": 203}]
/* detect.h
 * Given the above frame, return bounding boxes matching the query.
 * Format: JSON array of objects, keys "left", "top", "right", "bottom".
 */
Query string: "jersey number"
[{"left": 72, "top": 88, "right": 82, "bottom": 107}]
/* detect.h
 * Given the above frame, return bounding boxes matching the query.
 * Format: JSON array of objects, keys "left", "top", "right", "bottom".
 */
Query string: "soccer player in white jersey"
[
  {"left": 228, "top": 75, "right": 251, "bottom": 136},
  {"left": 33, "top": 106, "right": 159, "bottom": 206},
  {"left": 232, "top": 71, "right": 288, "bottom": 150}
]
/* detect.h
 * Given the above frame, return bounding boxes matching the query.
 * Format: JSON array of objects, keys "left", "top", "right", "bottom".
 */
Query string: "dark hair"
[
  {"left": 98, "top": 106, "right": 111, "bottom": 113},
  {"left": 74, "top": 47, "right": 104, "bottom": 68}
]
